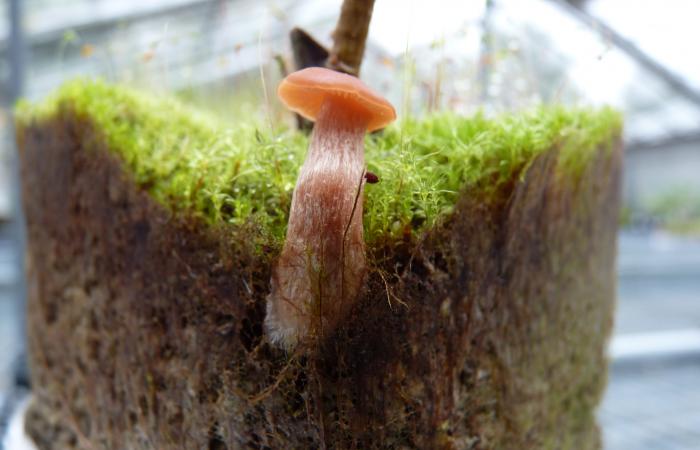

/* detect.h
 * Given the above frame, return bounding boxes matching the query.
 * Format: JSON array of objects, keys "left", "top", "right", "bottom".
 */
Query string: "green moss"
[{"left": 16, "top": 78, "right": 622, "bottom": 244}]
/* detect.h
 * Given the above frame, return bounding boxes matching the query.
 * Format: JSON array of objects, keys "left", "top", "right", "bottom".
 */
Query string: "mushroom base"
[{"left": 18, "top": 110, "right": 620, "bottom": 450}]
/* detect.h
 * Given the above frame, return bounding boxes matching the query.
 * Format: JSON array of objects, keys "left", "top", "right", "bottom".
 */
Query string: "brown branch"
[
  {"left": 327, "top": 0, "right": 376, "bottom": 76},
  {"left": 286, "top": 0, "right": 376, "bottom": 130}
]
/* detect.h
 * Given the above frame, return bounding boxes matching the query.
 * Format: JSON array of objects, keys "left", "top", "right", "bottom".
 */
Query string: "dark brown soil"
[{"left": 18, "top": 108, "right": 621, "bottom": 449}]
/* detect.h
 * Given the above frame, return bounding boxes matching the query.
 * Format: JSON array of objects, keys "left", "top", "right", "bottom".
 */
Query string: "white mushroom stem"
[{"left": 266, "top": 97, "right": 369, "bottom": 348}]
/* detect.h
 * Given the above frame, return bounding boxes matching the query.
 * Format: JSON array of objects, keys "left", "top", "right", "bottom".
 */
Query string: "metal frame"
[
  {"left": 554, "top": 0, "right": 700, "bottom": 109},
  {"left": 0, "top": 0, "right": 212, "bottom": 52}
]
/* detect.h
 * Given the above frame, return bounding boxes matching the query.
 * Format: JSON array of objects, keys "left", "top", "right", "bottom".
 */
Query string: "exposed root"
[{"left": 247, "top": 347, "right": 304, "bottom": 405}]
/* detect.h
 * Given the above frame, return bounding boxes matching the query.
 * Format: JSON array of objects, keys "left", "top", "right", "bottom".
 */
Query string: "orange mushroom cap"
[{"left": 278, "top": 67, "right": 396, "bottom": 132}]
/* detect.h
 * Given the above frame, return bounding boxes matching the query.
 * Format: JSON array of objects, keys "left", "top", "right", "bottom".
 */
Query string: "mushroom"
[{"left": 266, "top": 67, "right": 396, "bottom": 349}]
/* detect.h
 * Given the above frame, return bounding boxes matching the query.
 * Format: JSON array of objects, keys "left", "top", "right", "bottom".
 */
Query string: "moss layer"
[{"left": 16, "top": 79, "right": 622, "bottom": 244}]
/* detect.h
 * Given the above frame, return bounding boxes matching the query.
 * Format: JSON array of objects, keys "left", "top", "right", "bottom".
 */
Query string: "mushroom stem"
[{"left": 266, "top": 98, "right": 368, "bottom": 348}]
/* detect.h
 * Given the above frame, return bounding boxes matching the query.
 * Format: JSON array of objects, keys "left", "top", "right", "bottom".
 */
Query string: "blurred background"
[{"left": 0, "top": 0, "right": 699, "bottom": 448}]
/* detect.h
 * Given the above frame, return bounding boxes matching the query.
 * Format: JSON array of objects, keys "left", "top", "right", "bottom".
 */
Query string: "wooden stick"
[{"left": 327, "top": 0, "right": 376, "bottom": 76}]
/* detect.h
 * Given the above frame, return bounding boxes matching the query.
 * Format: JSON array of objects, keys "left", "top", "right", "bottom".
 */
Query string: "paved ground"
[
  {"left": 615, "top": 232, "right": 700, "bottom": 335},
  {"left": 601, "top": 231, "right": 700, "bottom": 450},
  {"left": 0, "top": 227, "right": 699, "bottom": 448},
  {"left": 601, "top": 360, "right": 700, "bottom": 450}
]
